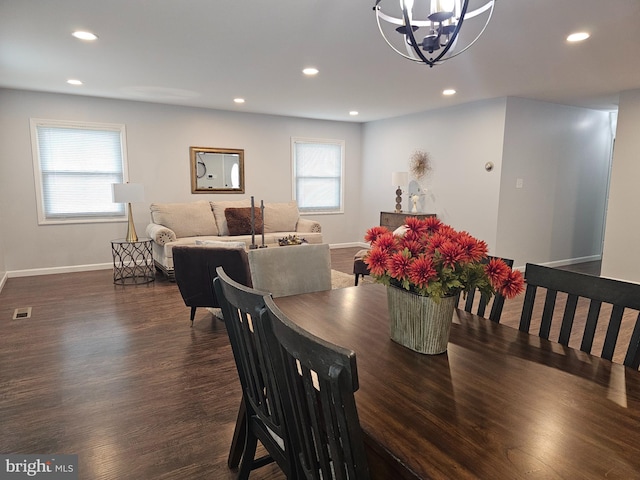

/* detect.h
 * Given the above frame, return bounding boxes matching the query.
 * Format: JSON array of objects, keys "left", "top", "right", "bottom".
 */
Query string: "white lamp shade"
[
  {"left": 392, "top": 171, "right": 409, "bottom": 187},
  {"left": 112, "top": 183, "right": 145, "bottom": 203}
]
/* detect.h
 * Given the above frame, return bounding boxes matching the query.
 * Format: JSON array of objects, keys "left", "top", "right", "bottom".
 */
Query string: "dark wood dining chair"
[
  {"left": 519, "top": 263, "right": 640, "bottom": 368},
  {"left": 173, "top": 245, "right": 252, "bottom": 325},
  {"left": 213, "top": 267, "right": 297, "bottom": 480},
  {"left": 457, "top": 255, "right": 514, "bottom": 322},
  {"left": 262, "top": 295, "right": 371, "bottom": 480}
]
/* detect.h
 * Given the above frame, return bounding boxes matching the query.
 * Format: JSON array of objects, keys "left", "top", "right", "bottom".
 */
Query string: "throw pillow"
[
  {"left": 263, "top": 201, "right": 299, "bottom": 233},
  {"left": 150, "top": 201, "right": 218, "bottom": 237},
  {"left": 210, "top": 200, "right": 252, "bottom": 235},
  {"left": 225, "top": 207, "right": 263, "bottom": 236}
]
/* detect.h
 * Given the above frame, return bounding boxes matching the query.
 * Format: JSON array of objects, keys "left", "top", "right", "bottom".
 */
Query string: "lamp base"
[
  {"left": 125, "top": 203, "right": 138, "bottom": 242},
  {"left": 395, "top": 187, "right": 403, "bottom": 213}
]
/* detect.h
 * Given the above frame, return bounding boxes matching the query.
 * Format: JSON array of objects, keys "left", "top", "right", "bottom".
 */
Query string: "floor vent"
[{"left": 13, "top": 307, "right": 32, "bottom": 320}]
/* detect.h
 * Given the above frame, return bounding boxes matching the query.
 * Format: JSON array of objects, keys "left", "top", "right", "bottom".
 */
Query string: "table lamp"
[
  {"left": 112, "top": 183, "right": 145, "bottom": 242},
  {"left": 392, "top": 172, "right": 409, "bottom": 213}
]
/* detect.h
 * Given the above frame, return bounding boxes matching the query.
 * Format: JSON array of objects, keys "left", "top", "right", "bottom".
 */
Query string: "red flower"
[
  {"left": 400, "top": 239, "right": 423, "bottom": 257},
  {"left": 439, "top": 241, "right": 466, "bottom": 268},
  {"left": 426, "top": 233, "right": 448, "bottom": 254},
  {"left": 364, "top": 247, "right": 390, "bottom": 276},
  {"left": 372, "top": 232, "right": 397, "bottom": 252},
  {"left": 365, "top": 226, "right": 391, "bottom": 243},
  {"left": 456, "top": 231, "right": 488, "bottom": 262},
  {"left": 408, "top": 255, "right": 437, "bottom": 288},
  {"left": 485, "top": 258, "right": 511, "bottom": 286},
  {"left": 436, "top": 224, "right": 457, "bottom": 238},
  {"left": 405, "top": 216, "right": 429, "bottom": 236},
  {"left": 387, "top": 250, "right": 413, "bottom": 280},
  {"left": 499, "top": 269, "right": 525, "bottom": 299},
  {"left": 423, "top": 216, "right": 442, "bottom": 234},
  {"left": 402, "top": 229, "right": 423, "bottom": 243}
]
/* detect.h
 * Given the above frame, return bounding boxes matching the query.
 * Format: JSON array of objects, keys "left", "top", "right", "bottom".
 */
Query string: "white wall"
[
  {"left": 360, "top": 98, "right": 508, "bottom": 249},
  {"left": 497, "top": 97, "right": 612, "bottom": 269},
  {"left": 0, "top": 88, "right": 617, "bottom": 277},
  {"left": 0, "top": 88, "right": 362, "bottom": 273},
  {"left": 601, "top": 89, "right": 640, "bottom": 282}
]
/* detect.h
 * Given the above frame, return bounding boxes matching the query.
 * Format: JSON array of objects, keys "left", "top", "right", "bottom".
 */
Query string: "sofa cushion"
[
  {"left": 210, "top": 200, "right": 252, "bottom": 235},
  {"left": 195, "top": 239, "right": 246, "bottom": 250},
  {"left": 150, "top": 201, "right": 217, "bottom": 237},
  {"left": 264, "top": 201, "right": 299, "bottom": 233},
  {"left": 225, "top": 207, "right": 263, "bottom": 235}
]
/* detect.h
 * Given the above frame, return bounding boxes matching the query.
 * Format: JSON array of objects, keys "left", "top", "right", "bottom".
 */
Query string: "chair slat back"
[
  {"left": 459, "top": 256, "right": 514, "bottom": 323},
  {"left": 519, "top": 263, "right": 640, "bottom": 368},
  {"left": 263, "top": 296, "right": 370, "bottom": 480},
  {"left": 213, "top": 267, "right": 294, "bottom": 477}
]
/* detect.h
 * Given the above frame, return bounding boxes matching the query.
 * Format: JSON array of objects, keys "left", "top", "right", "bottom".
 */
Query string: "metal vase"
[{"left": 387, "top": 286, "right": 457, "bottom": 355}]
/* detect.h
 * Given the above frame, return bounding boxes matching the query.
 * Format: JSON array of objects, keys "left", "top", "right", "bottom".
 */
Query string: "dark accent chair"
[
  {"left": 457, "top": 255, "right": 515, "bottom": 323},
  {"left": 213, "top": 267, "right": 297, "bottom": 480},
  {"left": 353, "top": 248, "right": 370, "bottom": 286},
  {"left": 173, "top": 245, "right": 251, "bottom": 325},
  {"left": 263, "top": 295, "right": 371, "bottom": 480},
  {"left": 519, "top": 263, "right": 640, "bottom": 368}
]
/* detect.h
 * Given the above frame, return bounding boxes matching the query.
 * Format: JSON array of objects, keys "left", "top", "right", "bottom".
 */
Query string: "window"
[
  {"left": 30, "top": 119, "right": 128, "bottom": 224},
  {"left": 292, "top": 138, "right": 344, "bottom": 214}
]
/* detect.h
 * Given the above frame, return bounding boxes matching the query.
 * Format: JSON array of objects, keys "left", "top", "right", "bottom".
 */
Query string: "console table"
[
  {"left": 111, "top": 238, "right": 155, "bottom": 285},
  {"left": 379, "top": 211, "right": 436, "bottom": 231}
]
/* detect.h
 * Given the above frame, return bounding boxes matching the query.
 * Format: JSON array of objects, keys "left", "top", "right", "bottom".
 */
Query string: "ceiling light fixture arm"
[{"left": 374, "top": 0, "right": 495, "bottom": 67}]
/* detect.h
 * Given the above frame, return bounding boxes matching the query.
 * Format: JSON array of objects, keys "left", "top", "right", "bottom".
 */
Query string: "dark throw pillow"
[{"left": 225, "top": 207, "right": 263, "bottom": 236}]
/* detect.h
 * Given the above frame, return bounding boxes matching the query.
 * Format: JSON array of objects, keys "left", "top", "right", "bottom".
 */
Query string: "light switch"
[{"left": 516, "top": 178, "right": 523, "bottom": 189}]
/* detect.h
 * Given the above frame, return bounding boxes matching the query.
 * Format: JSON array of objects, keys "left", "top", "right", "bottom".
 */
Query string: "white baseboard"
[
  {"left": 514, "top": 254, "right": 602, "bottom": 272},
  {"left": 329, "top": 242, "right": 369, "bottom": 249},
  {"left": 8, "top": 262, "right": 113, "bottom": 278}
]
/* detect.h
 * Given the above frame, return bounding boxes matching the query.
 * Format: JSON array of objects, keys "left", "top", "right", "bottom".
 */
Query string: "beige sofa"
[{"left": 145, "top": 200, "right": 322, "bottom": 279}]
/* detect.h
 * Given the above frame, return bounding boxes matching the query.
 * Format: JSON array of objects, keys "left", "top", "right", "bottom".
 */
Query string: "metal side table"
[{"left": 111, "top": 238, "right": 155, "bottom": 285}]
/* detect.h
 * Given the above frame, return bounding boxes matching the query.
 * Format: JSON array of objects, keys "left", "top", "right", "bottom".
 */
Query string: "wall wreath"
[{"left": 409, "top": 150, "right": 432, "bottom": 180}]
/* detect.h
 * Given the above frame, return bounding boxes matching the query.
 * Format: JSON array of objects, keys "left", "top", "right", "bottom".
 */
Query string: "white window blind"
[
  {"left": 31, "top": 119, "right": 127, "bottom": 224},
  {"left": 292, "top": 138, "right": 344, "bottom": 214}
]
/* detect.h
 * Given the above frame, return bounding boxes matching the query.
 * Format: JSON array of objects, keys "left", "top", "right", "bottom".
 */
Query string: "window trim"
[
  {"left": 30, "top": 118, "right": 130, "bottom": 225},
  {"left": 291, "top": 137, "right": 345, "bottom": 215}
]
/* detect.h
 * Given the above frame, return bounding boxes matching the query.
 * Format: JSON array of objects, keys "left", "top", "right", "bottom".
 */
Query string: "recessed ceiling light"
[
  {"left": 349, "top": 111, "right": 359, "bottom": 116},
  {"left": 67, "top": 79, "right": 83, "bottom": 86},
  {"left": 72, "top": 31, "right": 98, "bottom": 41},
  {"left": 567, "top": 32, "right": 590, "bottom": 43},
  {"left": 443, "top": 89, "right": 456, "bottom": 96},
  {"left": 302, "top": 67, "right": 319, "bottom": 76},
  {"left": 234, "top": 98, "right": 245, "bottom": 104}
]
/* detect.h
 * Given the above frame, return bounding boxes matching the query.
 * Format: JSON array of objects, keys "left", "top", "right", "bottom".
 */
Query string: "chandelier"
[{"left": 373, "top": 0, "right": 495, "bottom": 67}]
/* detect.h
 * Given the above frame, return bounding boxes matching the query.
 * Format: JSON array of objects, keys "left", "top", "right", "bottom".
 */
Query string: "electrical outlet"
[{"left": 516, "top": 178, "right": 523, "bottom": 189}]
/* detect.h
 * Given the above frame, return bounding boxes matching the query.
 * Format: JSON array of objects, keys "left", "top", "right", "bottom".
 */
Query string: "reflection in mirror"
[{"left": 190, "top": 147, "right": 245, "bottom": 193}]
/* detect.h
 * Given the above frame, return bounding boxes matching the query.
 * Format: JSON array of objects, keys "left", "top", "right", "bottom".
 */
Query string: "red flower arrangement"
[{"left": 364, "top": 217, "right": 524, "bottom": 301}]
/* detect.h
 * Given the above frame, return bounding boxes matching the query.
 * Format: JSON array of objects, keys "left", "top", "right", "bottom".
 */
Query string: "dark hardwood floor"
[
  {"left": 0, "top": 249, "right": 618, "bottom": 479},
  {"left": 0, "top": 268, "right": 285, "bottom": 479}
]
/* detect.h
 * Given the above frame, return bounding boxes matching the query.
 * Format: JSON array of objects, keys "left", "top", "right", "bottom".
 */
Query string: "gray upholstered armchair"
[
  {"left": 247, "top": 244, "right": 331, "bottom": 297},
  {"left": 173, "top": 245, "right": 252, "bottom": 325}
]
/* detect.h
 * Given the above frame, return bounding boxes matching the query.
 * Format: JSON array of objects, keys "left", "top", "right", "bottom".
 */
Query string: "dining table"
[{"left": 274, "top": 283, "right": 640, "bottom": 479}]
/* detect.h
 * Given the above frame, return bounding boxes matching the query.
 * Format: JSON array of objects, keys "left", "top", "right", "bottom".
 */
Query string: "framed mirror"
[{"left": 190, "top": 146, "right": 245, "bottom": 194}]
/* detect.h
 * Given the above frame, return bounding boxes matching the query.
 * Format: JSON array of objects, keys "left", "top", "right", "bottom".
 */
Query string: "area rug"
[{"left": 331, "top": 269, "right": 361, "bottom": 289}]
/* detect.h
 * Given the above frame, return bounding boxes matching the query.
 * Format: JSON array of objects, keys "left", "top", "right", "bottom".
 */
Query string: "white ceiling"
[{"left": 1, "top": 0, "right": 639, "bottom": 123}]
